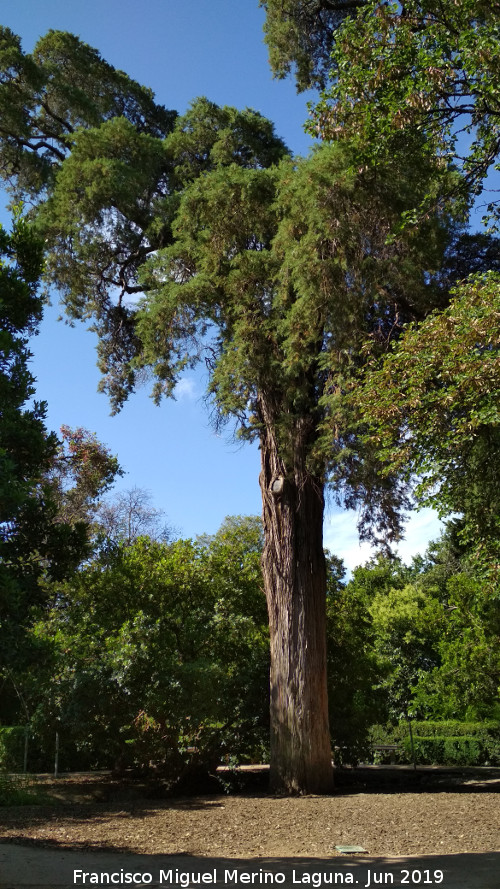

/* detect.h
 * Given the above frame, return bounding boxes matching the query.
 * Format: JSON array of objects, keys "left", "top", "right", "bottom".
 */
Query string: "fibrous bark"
[{"left": 259, "top": 411, "right": 333, "bottom": 794}]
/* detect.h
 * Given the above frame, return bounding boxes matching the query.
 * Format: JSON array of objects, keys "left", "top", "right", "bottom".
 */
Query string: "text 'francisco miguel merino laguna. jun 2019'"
[{"left": 73, "top": 867, "right": 445, "bottom": 886}]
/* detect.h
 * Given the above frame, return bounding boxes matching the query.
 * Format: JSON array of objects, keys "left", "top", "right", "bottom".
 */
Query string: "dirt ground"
[{"left": 0, "top": 768, "right": 498, "bottom": 859}]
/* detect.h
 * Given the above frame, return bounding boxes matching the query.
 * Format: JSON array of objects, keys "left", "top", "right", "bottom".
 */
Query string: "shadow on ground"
[{"left": 0, "top": 845, "right": 499, "bottom": 889}]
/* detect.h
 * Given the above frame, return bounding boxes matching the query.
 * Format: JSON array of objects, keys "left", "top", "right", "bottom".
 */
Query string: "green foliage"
[
  {"left": 348, "top": 554, "right": 412, "bottom": 600},
  {"left": 260, "top": 0, "right": 367, "bottom": 91},
  {"left": 196, "top": 516, "right": 267, "bottom": 626},
  {"left": 351, "top": 273, "right": 500, "bottom": 570},
  {"left": 369, "top": 583, "right": 444, "bottom": 719},
  {"left": 402, "top": 736, "right": 499, "bottom": 766},
  {"left": 28, "top": 519, "right": 270, "bottom": 779},
  {"left": 413, "top": 572, "right": 500, "bottom": 719},
  {"left": 0, "top": 773, "right": 45, "bottom": 806},
  {"left": 8, "top": 519, "right": 499, "bottom": 773},
  {"left": 411, "top": 720, "right": 500, "bottom": 738},
  {"left": 0, "top": 726, "right": 26, "bottom": 771},
  {"left": 349, "top": 540, "right": 500, "bottom": 723},
  {"left": 370, "top": 720, "right": 500, "bottom": 765},
  {"left": 325, "top": 554, "right": 385, "bottom": 763},
  {"left": 0, "top": 214, "right": 50, "bottom": 529},
  {"left": 167, "top": 97, "right": 289, "bottom": 184},
  {"left": 0, "top": 27, "right": 176, "bottom": 200},
  {"left": 312, "top": 0, "right": 500, "bottom": 222}
]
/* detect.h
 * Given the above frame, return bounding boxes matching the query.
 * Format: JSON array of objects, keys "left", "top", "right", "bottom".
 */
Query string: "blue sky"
[{"left": 1, "top": 0, "right": 442, "bottom": 569}]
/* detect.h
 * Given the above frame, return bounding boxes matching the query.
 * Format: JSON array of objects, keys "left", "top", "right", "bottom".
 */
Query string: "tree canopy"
[
  {"left": 0, "top": 27, "right": 176, "bottom": 195},
  {"left": 0, "top": 216, "right": 93, "bottom": 672},
  {"left": 310, "top": 0, "right": 500, "bottom": 221},
  {"left": 260, "top": 0, "right": 367, "bottom": 91},
  {"left": 25, "top": 519, "right": 270, "bottom": 778},
  {"left": 349, "top": 272, "right": 500, "bottom": 570}
]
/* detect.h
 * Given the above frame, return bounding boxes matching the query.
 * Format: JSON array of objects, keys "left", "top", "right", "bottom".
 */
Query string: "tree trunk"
[{"left": 259, "top": 419, "right": 333, "bottom": 794}]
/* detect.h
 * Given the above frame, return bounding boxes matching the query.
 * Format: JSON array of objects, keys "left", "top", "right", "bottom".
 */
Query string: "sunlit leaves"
[
  {"left": 312, "top": 0, "right": 500, "bottom": 219},
  {"left": 260, "top": 0, "right": 368, "bottom": 91},
  {"left": 351, "top": 272, "right": 500, "bottom": 566},
  {"left": 30, "top": 519, "right": 270, "bottom": 771}
]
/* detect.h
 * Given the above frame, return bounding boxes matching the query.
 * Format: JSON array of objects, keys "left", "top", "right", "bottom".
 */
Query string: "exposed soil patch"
[{"left": 0, "top": 768, "right": 498, "bottom": 859}]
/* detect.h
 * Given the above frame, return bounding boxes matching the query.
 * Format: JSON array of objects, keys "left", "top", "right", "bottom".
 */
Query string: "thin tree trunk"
[
  {"left": 54, "top": 730, "right": 60, "bottom": 779},
  {"left": 259, "top": 415, "right": 333, "bottom": 794},
  {"left": 407, "top": 715, "right": 417, "bottom": 771}
]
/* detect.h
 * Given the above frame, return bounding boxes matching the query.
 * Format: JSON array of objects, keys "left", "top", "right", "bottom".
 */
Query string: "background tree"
[
  {"left": 260, "top": 0, "right": 367, "bottom": 91},
  {"left": 27, "top": 519, "right": 270, "bottom": 779},
  {"left": 0, "top": 215, "right": 90, "bottom": 674},
  {"left": 97, "top": 486, "right": 173, "bottom": 546},
  {"left": 369, "top": 583, "right": 444, "bottom": 723},
  {"left": 311, "top": 0, "right": 500, "bottom": 222},
  {"left": 47, "top": 425, "right": 123, "bottom": 529},
  {"left": 413, "top": 572, "right": 500, "bottom": 721},
  {"left": 325, "top": 553, "right": 384, "bottom": 763},
  {"left": 349, "top": 272, "right": 500, "bottom": 574},
  {"left": 343, "top": 537, "right": 500, "bottom": 727}
]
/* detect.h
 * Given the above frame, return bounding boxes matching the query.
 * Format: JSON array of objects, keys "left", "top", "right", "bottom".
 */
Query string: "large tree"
[
  {"left": 0, "top": 29, "right": 456, "bottom": 792},
  {"left": 281, "top": 0, "right": 500, "bottom": 574}
]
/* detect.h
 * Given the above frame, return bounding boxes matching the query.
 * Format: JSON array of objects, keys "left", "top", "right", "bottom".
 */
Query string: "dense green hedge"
[
  {"left": 0, "top": 726, "right": 27, "bottom": 771},
  {"left": 410, "top": 721, "right": 500, "bottom": 739},
  {"left": 401, "top": 735, "right": 500, "bottom": 765},
  {"left": 369, "top": 721, "right": 500, "bottom": 765}
]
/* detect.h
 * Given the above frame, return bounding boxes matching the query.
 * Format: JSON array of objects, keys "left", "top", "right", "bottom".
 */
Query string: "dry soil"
[{"left": 0, "top": 769, "right": 498, "bottom": 859}]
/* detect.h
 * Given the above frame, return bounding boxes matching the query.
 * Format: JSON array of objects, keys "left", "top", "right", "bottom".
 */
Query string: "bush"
[
  {"left": 411, "top": 720, "right": 500, "bottom": 739},
  {"left": 0, "top": 727, "right": 27, "bottom": 772},
  {"left": 332, "top": 713, "right": 373, "bottom": 766},
  {"left": 27, "top": 525, "right": 271, "bottom": 775},
  {"left": 402, "top": 735, "right": 489, "bottom": 765},
  {"left": 0, "top": 773, "right": 48, "bottom": 806},
  {"left": 369, "top": 721, "right": 500, "bottom": 765}
]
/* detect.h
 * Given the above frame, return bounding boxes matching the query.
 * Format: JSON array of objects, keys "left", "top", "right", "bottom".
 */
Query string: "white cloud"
[
  {"left": 324, "top": 507, "right": 443, "bottom": 575},
  {"left": 394, "top": 508, "right": 443, "bottom": 564},
  {"left": 174, "top": 377, "right": 197, "bottom": 400},
  {"left": 324, "top": 513, "right": 373, "bottom": 574}
]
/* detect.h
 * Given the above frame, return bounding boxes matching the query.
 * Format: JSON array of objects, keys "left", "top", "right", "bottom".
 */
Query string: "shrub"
[
  {"left": 369, "top": 721, "right": 500, "bottom": 765},
  {"left": 402, "top": 736, "right": 485, "bottom": 765},
  {"left": 411, "top": 720, "right": 500, "bottom": 739},
  {"left": 0, "top": 773, "right": 48, "bottom": 806},
  {"left": 0, "top": 727, "right": 27, "bottom": 772}
]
